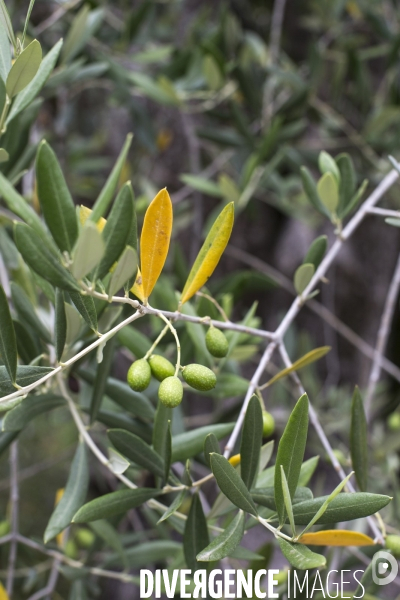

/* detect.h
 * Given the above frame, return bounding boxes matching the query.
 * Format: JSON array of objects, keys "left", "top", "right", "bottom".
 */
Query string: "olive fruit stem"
[
  {"left": 143, "top": 323, "right": 170, "bottom": 360},
  {"left": 151, "top": 307, "right": 181, "bottom": 377},
  {"left": 195, "top": 291, "right": 229, "bottom": 322}
]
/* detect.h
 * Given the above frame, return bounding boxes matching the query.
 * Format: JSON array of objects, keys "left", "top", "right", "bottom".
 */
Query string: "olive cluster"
[{"left": 126, "top": 326, "right": 230, "bottom": 408}]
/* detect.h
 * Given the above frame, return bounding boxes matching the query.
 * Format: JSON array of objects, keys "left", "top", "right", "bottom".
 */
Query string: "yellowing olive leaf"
[
  {"left": 298, "top": 530, "right": 375, "bottom": 547},
  {"left": 130, "top": 267, "right": 144, "bottom": 301},
  {"left": 0, "top": 581, "right": 9, "bottom": 600},
  {"left": 79, "top": 205, "right": 106, "bottom": 232},
  {"left": 140, "top": 188, "right": 173, "bottom": 301},
  {"left": 264, "top": 346, "right": 331, "bottom": 388},
  {"left": 181, "top": 202, "right": 234, "bottom": 304},
  {"left": 6, "top": 39, "right": 42, "bottom": 97}
]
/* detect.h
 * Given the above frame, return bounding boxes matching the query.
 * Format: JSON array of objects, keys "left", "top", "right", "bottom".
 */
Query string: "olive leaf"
[
  {"left": 264, "top": 347, "right": 330, "bottom": 388},
  {"left": 36, "top": 140, "right": 78, "bottom": 253},
  {"left": 44, "top": 442, "right": 89, "bottom": 542},
  {"left": 240, "top": 395, "right": 263, "bottom": 489},
  {"left": 210, "top": 452, "right": 258, "bottom": 516},
  {"left": 3, "top": 394, "right": 64, "bottom": 432},
  {"left": 6, "top": 39, "right": 42, "bottom": 97},
  {"left": 350, "top": 386, "right": 368, "bottom": 491},
  {"left": 183, "top": 493, "right": 209, "bottom": 571},
  {"left": 197, "top": 510, "right": 245, "bottom": 562},
  {"left": 180, "top": 202, "right": 234, "bottom": 304},
  {"left": 11, "top": 282, "right": 51, "bottom": 343},
  {"left": 171, "top": 423, "right": 234, "bottom": 462},
  {"left": 90, "top": 337, "right": 115, "bottom": 423},
  {"left": 274, "top": 394, "right": 309, "bottom": 524},
  {"left": 294, "top": 263, "right": 314, "bottom": 295},
  {"left": 303, "top": 235, "right": 327, "bottom": 270},
  {"left": 73, "top": 488, "right": 160, "bottom": 523},
  {"left": 89, "top": 133, "right": 133, "bottom": 223},
  {"left": 108, "top": 429, "right": 165, "bottom": 478},
  {"left": 204, "top": 433, "right": 221, "bottom": 469},
  {"left": 299, "top": 530, "right": 374, "bottom": 546},
  {"left": 140, "top": 188, "right": 173, "bottom": 301},
  {"left": 278, "top": 538, "right": 326, "bottom": 569},
  {"left": 0, "top": 284, "right": 17, "bottom": 383}
]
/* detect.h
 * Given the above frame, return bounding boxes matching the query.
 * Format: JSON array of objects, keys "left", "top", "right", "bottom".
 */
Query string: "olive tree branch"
[
  {"left": 223, "top": 168, "right": 399, "bottom": 471},
  {"left": 365, "top": 252, "right": 400, "bottom": 418}
]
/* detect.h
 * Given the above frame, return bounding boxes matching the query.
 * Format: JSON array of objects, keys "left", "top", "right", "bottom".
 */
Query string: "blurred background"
[{"left": 1, "top": 0, "right": 400, "bottom": 597}]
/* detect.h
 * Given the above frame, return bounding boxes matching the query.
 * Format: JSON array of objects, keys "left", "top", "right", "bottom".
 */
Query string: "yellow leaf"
[
  {"left": 299, "top": 530, "right": 375, "bottom": 547},
  {"left": 130, "top": 267, "right": 145, "bottom": 302},
  {"left": 264, "top": 346, "right": 331, "bottom": 388},
  {"left": 0, "top": 582, "right": 9, "bottom": 600},
  {"left": 228, "top": 453, "right": 241, "bottom": 467},
  {"left": 140, "top": 188, "right": 173, "bottom": 302},
  {"left": 79, "top": 205, "right": 106, "bottom": 232},
  {"left": 181, "top": 202, "right": 234, "bottom": 305}
]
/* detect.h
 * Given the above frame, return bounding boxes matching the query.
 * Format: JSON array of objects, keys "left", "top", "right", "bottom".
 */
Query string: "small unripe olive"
[
  {"left": 386, "top": 535, "right": 400, "bottom": 558},
  {"left": 158, "top": 376, "right": 183, "bottom": 408},
  {"left": 182, "top": 364, "right": 217, "bottom": 391},
  {"left": 149, "top": 354, "right": 175, "bottom": 381},
  {"left": 262, "top": 411, "right": 275, "bottom": 437},
  {"left": 388, "top": 412, "right": 400, "bottom": 431},
  {"left": 127, "top": 359, "right": 151, "bottom": 392},
  {"left": 206, "top": 326, "right": 229, "bottom": 358}
]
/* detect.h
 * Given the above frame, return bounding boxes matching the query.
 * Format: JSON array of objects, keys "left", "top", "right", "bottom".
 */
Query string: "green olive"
[
  {"left": 158, "top": 376, "right": 183, "bottom": 408},
  {"left": 206, "top": 326, "right": 229, "bottom": 358},
  {"left": 182, "top": 364, "right": 217, "bottom": 391},
  {"left": 386, "top": 535, "right": 400, "bottom": 558},
  {"left": 127, "top": 359, "right": 151, "bottom": 392},
  {"left": 262, "top": 411, "right": 275, "bottom": 437},
  {"left": 149, "top": 354, "right": 175, "bottom": 381}
]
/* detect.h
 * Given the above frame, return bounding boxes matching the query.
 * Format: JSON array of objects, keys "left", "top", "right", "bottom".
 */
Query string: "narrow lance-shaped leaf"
[
  {"left": 299, "top": 530, "right": 375, "bottom": 547},
  {"left": 299, "top": 472, "right": 353, "bottom": 536},
  {"left": 11, "top": 282, "right": 51, "bottom": 343},
  {"left": 183, "top": 493, "right": 209, "bottom": 571},
  {"left": 303, "top": 235, "right": 327, "bottom": 270},
  {"left": 281, "top": 466, "right": 296, "bottom": 536},
  {"left": 140, "top": 188, "right": 173, "bottom": 301},
  {"left": 157, "top": 490, "right": 186, "bottom": 524},
  {"left": 210, "top": 453, "right": 258, "bottom": 516},
  {"left": 108, "top": 246, "right": 137, "bottom": 298},
  {"left": 3, "top": 394, "right": 64, "bottom": 432},
  {"left": 265, "top": 347, "right": 330, "bottom": 388},
  {"left": 274, "top": 394, "right": 309, "bottom": 525},
  {"left": 287, "top": 492, "right": 392, "bottom": 525},
  {"left": 14, "top": 223, "right": 80, "bottom": 292},
  {"left": 336, "top": 153, "right": 356, "bottom": 217},
  {"left": 108, "top": 429, "right": 165, "bottom": 478},
  {"left": 317, "top": 172, "right": 339, "bottom": 214},
  {"left": 89, "top": 133, "right": 133, "bottom": 223},
  {"left": 294, "top": 263, "right": 314, "bottom": 295},
  {"left": 350, "top": 386, "right": 368, "bottom": 491},
  {"left": 318, "top": 151, "right": 341, "bottom": 184},
  {"left": 197, "top": 510, "right": 245, "bottom": 562},
  {"left": 71, "top": 222, "right": 105, "bottom": 281},
  {"left": 0, "top": 366, "right": 53, "bottom": 398},
  {"left": 6, "top": 39, "right": 42, "bottom": 97},
  {"left": 0, "top": 173, "right": 47, "bottom": 240},
  {"left": 44, "top": 442, "right": 89, "bottom": 542},
  {"left": 341, "top": 179, "right": 368, "bottom": 218},
  {"left": 240, "top": 395, "right": 263, "bottom": 489},
  {"left": 204, "top": 433, "right": 221, "bottom": 469},
  {"left": 300, "top": 166, "right": 330, "bottom": 217},
  {"left": 90, "top": 337, "right": 115, "bottom": 423},
  {"left": 7, "top": 39, "right": 63, "bottom": 124},
  {"left": 0, "top": 12, "right": 12, "bottom": 80},
  {"left": 36, "top": 140, "right": 78, "bottom": 253},
  {"left": 180, "top": 202, "right": 234, "bottom": 304},
  {"left": 152, "top": 403, "right": 172, "bottom": 482},
  {"left": 96, "top": 182, "right": 134, "bottom": 280},
  {"left": 73, "top": 488, "right": 160, "bottom": 523},
  {"left": 68, "top": 291, "right": 98, "bottom": 333},
  {"left": 277, "top": 538, "right": 326, "bottom": 570},
  {"left": 0, "top": 284, "right": 17, "bottom": 383}
]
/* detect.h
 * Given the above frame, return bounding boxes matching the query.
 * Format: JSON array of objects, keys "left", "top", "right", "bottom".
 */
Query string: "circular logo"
[{"left": 372, "top": 551, "right": 399, "bottom": 586}]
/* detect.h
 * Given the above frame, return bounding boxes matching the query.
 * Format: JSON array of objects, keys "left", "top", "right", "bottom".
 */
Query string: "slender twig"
[
  {"left": 6, "top": 442, "right": 19, "bottom": 597},
  {"left": 277, "top": 341, "right": 384, "bottom": 544},
  {"left": 367, "top": 207, "right": 400, "bottom": 219},
  {"left": 26, "top": 558, "right": 61, "bottom": 600},
  {"left": 365, "top": 253, "right": 400, "bottom": 417},
  {"left": 34, "top": 0, "right": 82, "bottom": 35},
  {"left": 226, "top": 245, "right": 400, "bottom": 383},
  {"left": 223, "top": 168, "right": 399, "bottom": 465}
]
